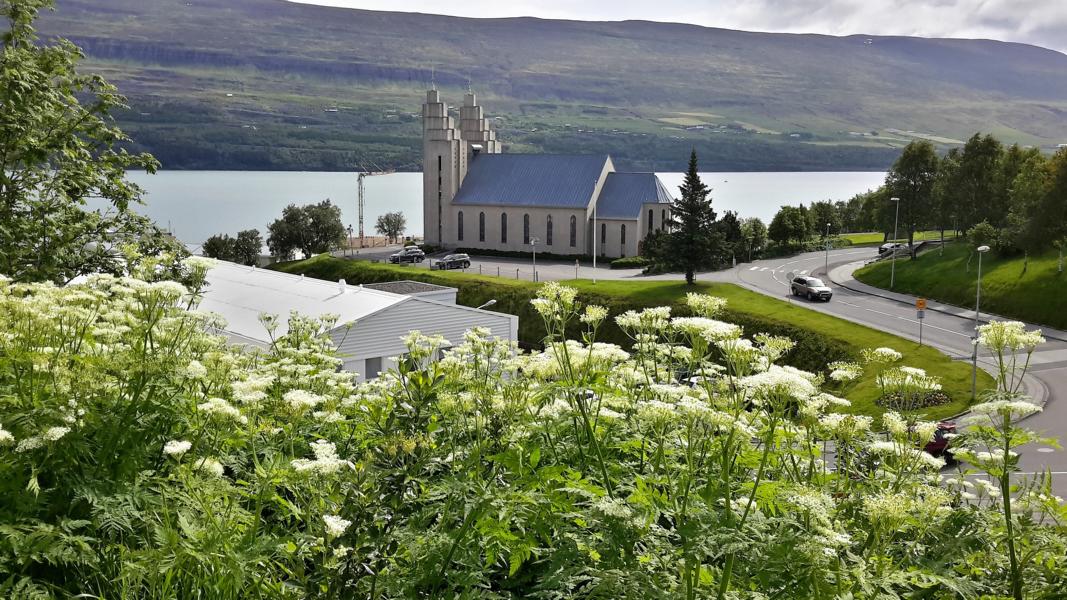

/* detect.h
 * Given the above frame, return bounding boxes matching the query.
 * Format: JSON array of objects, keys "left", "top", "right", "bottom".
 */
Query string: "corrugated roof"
[
  {"left": 595, "top": 172, "right": 675, "bottom": 219},
  {"left": 200, "top": 262, "right": 407, "bottom": 344},
  {"left": 453, "top": 154, "right": 609, "bottom": 208},
  {"left": 363, "top": 280, "right": 455, "bottom": 295}
]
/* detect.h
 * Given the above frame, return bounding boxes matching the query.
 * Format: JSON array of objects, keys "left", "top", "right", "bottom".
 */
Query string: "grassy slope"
[
  {"left": 855, "top": 244, "right": 1067, "bottom": 330},
  {"left": 841, "top": 230, "right": 961, "bottom": 246},
  {"left": 275, "top": 255, "right": 993, "bottom": 420}
]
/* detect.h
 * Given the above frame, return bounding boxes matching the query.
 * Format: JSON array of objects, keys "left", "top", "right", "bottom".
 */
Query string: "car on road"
[
  {"left": 791, "top": 276, "right": 832, "bottom": 301},
  {"left": 878, "top": 242, "right": 906, "bottom": 256},
  {"left": 388, "top": 247, "right": 425, "bottom": 264},
  {"left": 433, "top": 253, "right": 471, "bottom": 270},
  {"left": 924, "top": 421, "right": 957, "bottom": 463}
]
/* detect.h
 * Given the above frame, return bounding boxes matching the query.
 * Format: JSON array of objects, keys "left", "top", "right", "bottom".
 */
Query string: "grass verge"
[
  {"left": 275, "top": 255, "right": 993, "bottom": 420},
  {"left": 841, "top": 230, "right": 960, "bottom": 246},
  {"left": 854, "top": 245, "right": 1067, "bottom": 331}
]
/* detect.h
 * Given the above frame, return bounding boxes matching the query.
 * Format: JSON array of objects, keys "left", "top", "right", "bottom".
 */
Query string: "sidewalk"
[{"left": 829, "top": 261, "right": 1067, "bottom": 343}]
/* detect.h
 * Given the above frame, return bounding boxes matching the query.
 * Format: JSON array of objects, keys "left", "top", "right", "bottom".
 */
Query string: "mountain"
[{"left": 35, "top": 0, "right": 1067, "bottom": 172}]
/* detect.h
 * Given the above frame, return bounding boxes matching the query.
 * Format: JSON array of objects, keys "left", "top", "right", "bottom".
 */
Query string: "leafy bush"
[
  {"left": 1, "top": 265, "right": 1063, "bottom": 598},
  {"left": 610, "top": 256, "right": 650, "bottom": 270}
]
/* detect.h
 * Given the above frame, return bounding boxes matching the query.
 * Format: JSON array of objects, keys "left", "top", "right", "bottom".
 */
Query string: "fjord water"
[{"left": 123, "top": 170, "right": 886, "bottom": 245}]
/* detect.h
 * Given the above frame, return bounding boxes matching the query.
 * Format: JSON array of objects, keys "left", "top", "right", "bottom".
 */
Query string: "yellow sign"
[{"left": 916, "top": 298, "right": 927, "bottom": 310}]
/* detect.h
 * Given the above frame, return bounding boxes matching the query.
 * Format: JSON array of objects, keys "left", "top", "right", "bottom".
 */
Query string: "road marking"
[
  {"left": 1036, "top": 447, "right": 1056, "bottom": 453},
  {"left": 798, "top": 269, "right": 808, "bottom": 275},
  {"left": 749, "top": 266, "right": 759, "bottom": 271}
]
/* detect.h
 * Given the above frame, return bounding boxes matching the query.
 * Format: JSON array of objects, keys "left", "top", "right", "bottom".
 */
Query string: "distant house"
[{"left": 199, "top": 262, "right": 517, "bottom": 380}]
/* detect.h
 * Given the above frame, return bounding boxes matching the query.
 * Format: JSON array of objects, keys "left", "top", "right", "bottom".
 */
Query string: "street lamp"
[
  {"left": 971, "top": 244, "right": 991, "bottom": 399},
  {"left": 476, "top": 299, "right": 497, "bottom": 310},
  {"left": 889, "top": 197, "right": 901, "bottom": 289},
  {"left": 530, "top": 237, "right": 539, "bottom": 282},
  {"left": 345, "top": 224, "right": 353, "bottom": 257},
  {"left": 824, "top": 222, "right": 831, "bottom": 276}
]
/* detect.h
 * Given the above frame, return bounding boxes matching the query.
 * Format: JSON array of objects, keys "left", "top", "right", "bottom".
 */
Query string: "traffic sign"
[
  {"left": 916, "top": 298, "right": 927, "bottom": 310},
  {"left": 917, "top": 309, "right": 925, "bottom": 320}
]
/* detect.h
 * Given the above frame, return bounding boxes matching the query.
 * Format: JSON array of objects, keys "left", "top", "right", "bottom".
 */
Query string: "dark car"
[
  {"left": 924, "top": 421, "right": 956, "bottom": 463},
  {"left": 388, "top": 247, "right": 425, "bottom": 263},
  {"left": 433, "top": 253, "right": 471, "bottom": 270},
  {"left": 790, "top": 276, "right": 832, "bottom": 301}
]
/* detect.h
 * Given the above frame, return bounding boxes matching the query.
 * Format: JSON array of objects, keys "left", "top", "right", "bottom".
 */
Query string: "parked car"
[
  {"left": 790, "top": 276, "right": 832, "bottom": 301},
  {"left": 924, "top": 421, "right": 957, "bottom": 463},
  {"left": 434, "top": 253, "right": 471, "bottom": 270},
  {"left": 878, "top": 242, "right": 906, "bottom": 256},
  {"left": 388, "top": 247, "right": 425, "bottom": 263}
]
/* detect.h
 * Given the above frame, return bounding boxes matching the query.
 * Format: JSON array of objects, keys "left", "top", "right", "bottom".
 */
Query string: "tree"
[
  {"left": 665, "top": 150, "right": 719, "bottom": 284},
  {"left": 267, "top": 200, "right": 344, "bottom": 260},
  {"left": 716, "top": 211, "right": 744, "bottom": 264},
  {"left": 0, "top": 0, "right": 177, "bottom": 283},
  {"left": 233, "top": 229, "right": 263, "bottom": 266},
  {"left": 375, "top": 211, "right": 407, "bottom": 244},
  {"left": 944, "top": 134, "right": 1003, "bottom": 230},
  {"left": 885, "top": 140, "right": 939, "bottom": 249},
  {"left": 768, "top": 205, "right": 809, "bottom": 247},
  {"left": 739, "top": 217, "right": 767, "bottom": 261},
  {"left": 203, "top": 234, "right": 236, "bottom": 261},
  {"left": 807, "top": 200, "right": 841, "bottom": 237}
]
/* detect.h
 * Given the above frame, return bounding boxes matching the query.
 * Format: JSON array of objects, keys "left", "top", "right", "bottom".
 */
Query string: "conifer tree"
[{"left": 667, "top": 150, "right": 718, "bottom": 284}]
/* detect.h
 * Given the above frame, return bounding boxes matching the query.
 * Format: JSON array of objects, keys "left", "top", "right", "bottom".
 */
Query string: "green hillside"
[
  {"left": 855, "top": 245, "right": 1067, "bottom": 330},
  {"left": 34, "top": 0, "right": 1067, "bottom": 171}
]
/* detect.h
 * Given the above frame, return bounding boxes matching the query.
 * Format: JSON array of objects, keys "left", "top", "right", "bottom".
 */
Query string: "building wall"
[
  {"left": 449, "top": 204, "right": 594, "bottom": 255},
  {"left": 593, "top": 218, "right": 640, "bottom": 258}
]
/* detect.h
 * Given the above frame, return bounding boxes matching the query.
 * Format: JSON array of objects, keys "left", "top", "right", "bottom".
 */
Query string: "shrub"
[
  {"left": 0, "top": 271, "right": 1062, "bottom": 598},
  {"left": 610, "top": 256, "right": 650, "bottom": 270}
]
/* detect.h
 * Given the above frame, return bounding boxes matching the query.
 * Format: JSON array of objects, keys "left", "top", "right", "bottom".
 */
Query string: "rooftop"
[
  {"left": 362, "top": 280, "right": 455, "bottom": 296},
  {"left": 453, "top": 154, "right": 610, "bottom": 208},
  {"left": 595, "top": 172, "right": 674, "bottom": 219}
]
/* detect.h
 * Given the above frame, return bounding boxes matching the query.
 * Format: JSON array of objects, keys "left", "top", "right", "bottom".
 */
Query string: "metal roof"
[
  {"left": 199, "top": 262, "right": 407, "bottom": 344},
  {"left": 594, "top": 172, "right": 675, "bottom": 219},
  {"left": 453, "top": 154, "right": 609, "bottom": 208},
  {"left": 362, "top": 280, "right": 455, "bottom": 295}
]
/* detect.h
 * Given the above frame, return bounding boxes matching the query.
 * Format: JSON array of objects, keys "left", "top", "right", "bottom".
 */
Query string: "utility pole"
[
  {"left": 971, "top": 245, "right": 990, "bottom": 399},
  {"left": 357, "top": 166, "right": 395, "bottom": 247}
]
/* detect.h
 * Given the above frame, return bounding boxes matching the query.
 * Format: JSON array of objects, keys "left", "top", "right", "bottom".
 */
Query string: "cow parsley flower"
[
  {"left": 292, "top": 440, "right": 353, "bottom": 474},
  {"left": 978, "top": 320, "right": 1045, "bottom": 352},
  {"left": 181, "top": 360, "right": 208, "bottom": 380},
  {"left": 284, "top": 389, "right": 324, "bottom": 410},
  {"left": 671, "top": 317, "right": 741, "bottom": 342},
  {"left": 0, "top": 424, "right": 14, "bottom": 446},
  {"left": 863, "top": 347, "right": 902, "bottom": 363},
  {"left": 580, "top": 305, "right": 609, "bottom": 326},
  {"left": 194, "top": 458, "right": 225, "bottom": 478},
  {"left": 685, "top": 293, "right": 728, "bottom": 317},
  {"left": 164, "top": 439, "right": 192, "bottom": 456},
  {"left": 197, "top": 397, "right": 246, "bottom": 423},
  {"left": 324, "top": 515, "right": 352, "bottom": 538},
  {"left": 43, "top": 426, "right": 70, "bottom": 442}
]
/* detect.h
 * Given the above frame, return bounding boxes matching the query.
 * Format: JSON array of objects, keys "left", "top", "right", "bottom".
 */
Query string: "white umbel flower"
[
  {"left": 324, "top": 515, "right": 352, "bottom": 538},
  {"left": 164, "top": 440, "right": 192, "bottom": 456},
  {"left": 194, "top": 458, "right": 225, "bottom": 478},
  {"left": 43, "top": 426, "right": 70, "bottom": 442},
  {"left": 0, "top": 424, "right": 14, "bottom": 446}
]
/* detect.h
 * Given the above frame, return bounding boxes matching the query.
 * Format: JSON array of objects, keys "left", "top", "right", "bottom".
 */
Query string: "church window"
[
  {"left": 600, "top": 222, "right": 606, "bottom": 244},
  {"left": 648, "top": 209, "right": 654, "bottom": 232},
  {"left": 621, "top": 223, "right": 627, "bottom": 245},
  {"left": 546, "top": 215, "right": 553, "bottom": 246},
  {"left": 523, "top": 214, "right": 530, "bottom": 245},
  {"left": 501, "top": 213, "right": 508, "bottom": 243},
  {"left": 662, "top": 209, "right": 667, "bottom": 231},
  {"left": 457, "top": 211, "right": 464, "bottom": 241},
  {"left": 478, "top": 212, "right": 485, "bottom": 242},
  {"left": 569, "top": 215, "right": 577, "bottom": 247}
]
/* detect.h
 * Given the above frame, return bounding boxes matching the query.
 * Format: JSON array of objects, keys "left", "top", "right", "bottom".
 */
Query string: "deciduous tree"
[{"left": 375, "top": 211, "right": 406, "bottom": 244}]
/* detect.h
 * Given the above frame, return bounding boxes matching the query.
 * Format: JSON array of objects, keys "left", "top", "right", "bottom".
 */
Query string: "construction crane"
[{"left": 357, "top": 164, "right": 394, "bottom": 248}]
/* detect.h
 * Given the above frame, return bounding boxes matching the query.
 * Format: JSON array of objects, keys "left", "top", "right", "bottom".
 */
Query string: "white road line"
[
  {"left": 798, "top": 270, "right": 808, "bottom": 275},
  {"left": 749, "top": 266, "right": 759, "bottom": 271}
]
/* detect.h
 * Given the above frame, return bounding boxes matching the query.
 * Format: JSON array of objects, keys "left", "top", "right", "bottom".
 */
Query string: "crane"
[{"left": 357, "top": 164, "right": 394, "bottom": 248}]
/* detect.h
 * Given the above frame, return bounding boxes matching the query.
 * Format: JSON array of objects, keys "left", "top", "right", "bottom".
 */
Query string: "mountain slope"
[{"left": 34, "top": 0, "right": 1067, "bottom": 171}]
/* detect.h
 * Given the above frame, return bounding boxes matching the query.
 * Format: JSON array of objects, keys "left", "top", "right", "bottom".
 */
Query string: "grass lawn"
[
  {"left": 842, "top": 230, "right": 960, "bottom": 246},
  {"left": 276, "top": 255, "right": 993, "bottom": 420},
  {"left": 855, "top": 244, "right": 1067, "bottom": 330}
]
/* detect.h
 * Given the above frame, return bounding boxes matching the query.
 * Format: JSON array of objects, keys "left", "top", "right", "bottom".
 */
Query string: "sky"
[{"left": 288, "top": 0, "right": 1067, "bottom": 54}]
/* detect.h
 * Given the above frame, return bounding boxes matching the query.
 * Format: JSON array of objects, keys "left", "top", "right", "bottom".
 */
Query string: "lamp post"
[
  {"left": 971, "top": 244, "right": 991, "bottom": 400},
  {"left": 889, "top": 197, "right": 901, "bottom": 289},
  {"left": 476, "top": 299, "right": 497, "bottom": 310},
  {"left": 824, "top": 222, "right": 831, "bottom": 276},
  {"left": 345, "top": 224, "right": 353, "bottom": 257},
  {"left": 530, "top": 237, "right": 539, "bottom": 282}
]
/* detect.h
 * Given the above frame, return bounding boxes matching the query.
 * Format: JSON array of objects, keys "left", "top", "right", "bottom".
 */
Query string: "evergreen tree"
[{"left": 666, "top": 150, "right": 718, "bottom": 284}]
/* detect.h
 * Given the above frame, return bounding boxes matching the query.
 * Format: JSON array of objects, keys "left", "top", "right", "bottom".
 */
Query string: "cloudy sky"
[{"left": 290, "top": 0, "right": 1067, "bottom": 53}]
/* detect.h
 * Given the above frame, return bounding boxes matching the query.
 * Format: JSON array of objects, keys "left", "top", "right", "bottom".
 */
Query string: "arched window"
[
  {"left": 621, "top": 224, "right": 627, "bottom": 257},
  {"left": 523, "top": 214, "right": 530, "bottom": 245},
  {"left": 546, "top": 215, "right": 553, "bottom": 246},
  {"left": 661, "top": 209, "right": 667, "bottom": 231},
  {"left": 600, "top": 223, "right": 606, "bottom": 245},
  {"left": 569, "top": 215, "right": 577, "bottom": 247},
  {"left": 457, "top": 211, "right": 464, "bottom": 241},
  {"left": 501, "top": 213, "right": 508, "bottom": 244},
  {"left": 648, "top": 209, "right": 654, "bottom": 232},
  {"left": 478, "top": 212, "right": 485, "bottom": 242}
]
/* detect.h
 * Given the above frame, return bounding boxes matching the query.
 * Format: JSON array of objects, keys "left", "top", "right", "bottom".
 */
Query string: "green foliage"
[
  {"left": 0, "top": 0, "right": 177, "bottom": 283},
  {"left": 202, "top": 229, "right": 262, "bottom": 265},
  {"left": 653, "top": 150, "right": 722, "bottom": 284},
  {"left": 0, "top": 271, "right": 1060, "bottom": 598},
  {"left": 374, "top": 211, "right": 406, "bottom": 244},
  {"left": 739, "top": 217, "right": 768, "bottom": 261},
  {"left": 609, "top": 256, "right": 650, "bottom": 270},
  {"left": 266, "top": 200, "right": 345, "bottom": 260},
  {"left": 886, "top": 140, "right": 939, "bottom": 245},
  {"left": 768, "top": 205, "right": 810, "bottom": 246}
]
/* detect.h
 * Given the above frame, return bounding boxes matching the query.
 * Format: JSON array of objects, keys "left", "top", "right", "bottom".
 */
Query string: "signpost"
[{"left": 916, "top": 298, "right": 927, "bottom": 345}]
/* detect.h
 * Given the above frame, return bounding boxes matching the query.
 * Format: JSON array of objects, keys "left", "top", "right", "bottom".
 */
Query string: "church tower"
[
  {"left": 458, "top": 91, "right": 500, "bottom": 157},
  {"left": 422, "top": 88, "right": 466, "bottom": 245}
]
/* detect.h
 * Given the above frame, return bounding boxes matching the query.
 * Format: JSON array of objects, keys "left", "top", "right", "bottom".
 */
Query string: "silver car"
[{"left": 791, "top": 276, "right": 832, "bottom": 301}]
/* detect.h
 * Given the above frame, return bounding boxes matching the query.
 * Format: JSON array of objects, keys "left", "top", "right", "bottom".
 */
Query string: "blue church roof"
[
  {"left": 595, "top": 172, "right": 674, "bottom": 219},
  {"left": 453, "top": 154, "right": 609, "bottom": 208}
]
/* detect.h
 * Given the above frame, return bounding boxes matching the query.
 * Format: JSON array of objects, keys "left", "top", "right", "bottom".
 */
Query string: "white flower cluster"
[
  {"left": 292, "top": 440, "right": 353, "bottom": 474},
  {"left": 580, "top": 305, "right": 608, "bottom": 326},
  {"left": 685, "top": 293, "right": 728, "bottom": 318},
  {"left": 284, "top": 389, "right": 325, "bottom": 411},
  {"left": 615, "top": 306, "right": 672, "bottom": 333},
  {"left": 978, "top": 320, "right": 1045, "bottom": 353},
  {"left": 323, "top": 515, "right": 352, "bottom": 538},
  {"left": 739, "top": 364, "right": 817, "bottom": 403},
  {"left": 967, "top": 398, "right": 1042, "bottom": 422},
  {"left": 194, "top": 457, "right": 225, "bottom": 478},
  {"left": 197, "top": 397, "right": 247, "bottom": 423},
  {"left": 827, "top": 361, "right": 862, "bottom": 382},
  {"left": 876, "top": 367, "right": 942, "bottom": 393},
  {"left": 163, "top": 439, "right": 192, "bottom": 456},
  {"left": 0, "top": 424, "right": 13, "bottom": 446},
  {"left": 671, "top": 317, "right": 741, "bottom": 343},
  {"left": 863, "top": 347, "right": 902, "bottom": 364},
  {"left": 181, "top": 360, "right": 208, "bottom": 380},
  {"left": 233, "top": 374, "right": 274, "bottom": 405}
]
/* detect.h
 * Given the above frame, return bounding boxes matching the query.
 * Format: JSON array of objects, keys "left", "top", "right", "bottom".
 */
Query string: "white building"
[
  {"left": 199, "top": 261, "right": 518, "bottom": 380},
  {"left": 422, "top": 88, "right": 674, "bottom": 258}
]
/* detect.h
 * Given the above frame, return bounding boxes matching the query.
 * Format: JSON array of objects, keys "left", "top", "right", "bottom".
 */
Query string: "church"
[{"left": 422, "top": 88, "right": 674, "bottom": 258}]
